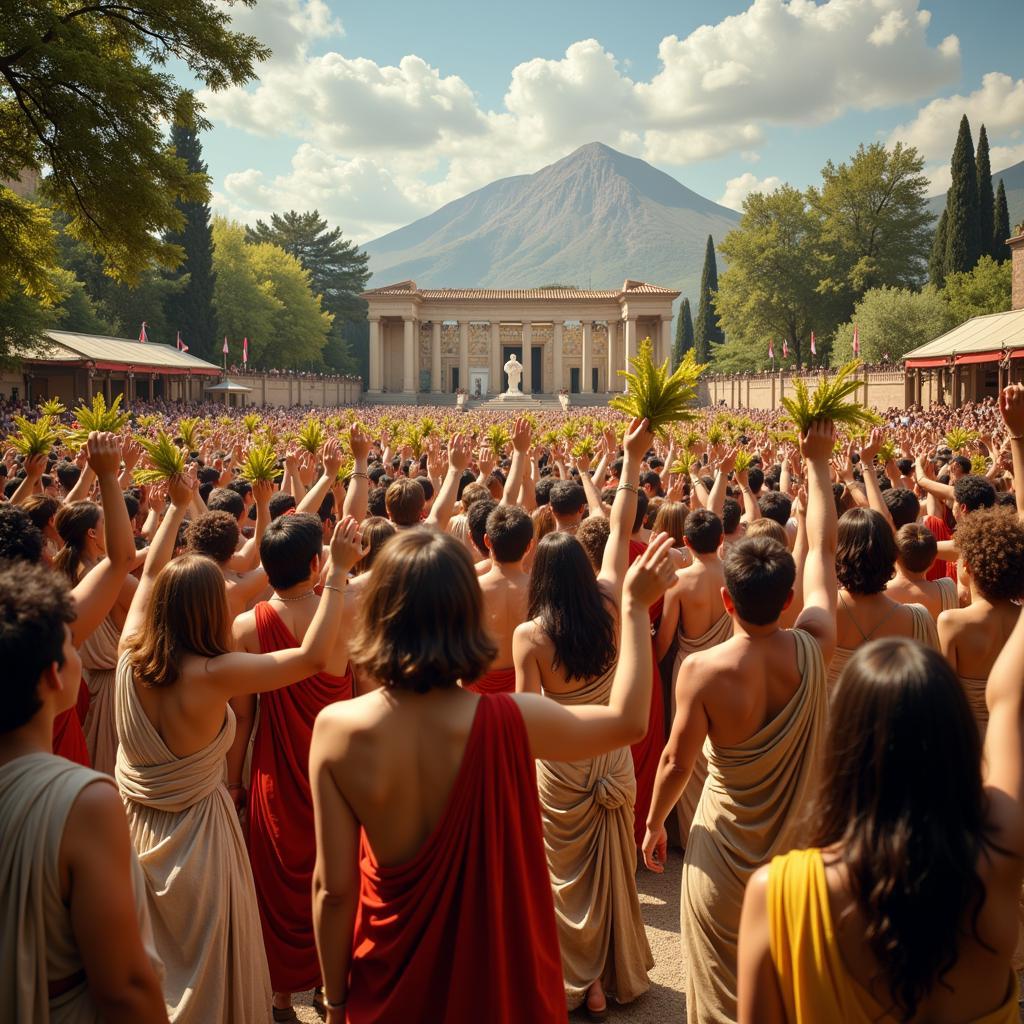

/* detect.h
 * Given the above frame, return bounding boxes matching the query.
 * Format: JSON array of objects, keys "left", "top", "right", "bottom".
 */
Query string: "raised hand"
[
  {"left": 1000, "top": 384, "right": 1024, "bottom": 438},
  {"left": 799, "top": 419, "right": 835, "bottom": 463},
  {"left": 321, "top": 439, "right": 343, "bottom": 480},
  {"left": 623, "top": 416, "right": 653, "bottom": 460},
  {"left": 448, "top": 433, "right": 472, "bottom": 473},
  {"left": 512, "top": 416, "right": 531, "bottom": 453},
  {"left": 168, "top": 471, "right": 197, "bottom": 509},
  {"left": 85, "top": 431, "right": 122, "bottom": 477},
  {"left": 861, "top": 427, "right": 884, "bottom": 464},
  {"left": 349, "top": 424, "right": 370, "bottom": 462},
  {"left": 329, "top": 515, "right": 366, "bottom": 574}
]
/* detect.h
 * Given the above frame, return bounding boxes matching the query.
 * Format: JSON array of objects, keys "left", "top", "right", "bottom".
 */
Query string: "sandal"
[{"left": 585, "top": 983, "right": 608, "bottom": 1021}]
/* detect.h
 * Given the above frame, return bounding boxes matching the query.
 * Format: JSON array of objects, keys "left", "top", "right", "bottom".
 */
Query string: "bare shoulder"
[
  {"left": 677, "top": 646, "right": 722, "bottom": 691},
  {"left": 314, "top": 690, "right": 391, "bottom": 757},
  {"left": 937, "top": 606, "right": 969, "bottom": 633},
  {"left": 231, "top": 606, "right": 258, "bottom": 644},
  {"left": 61, "top": 778, "right": 128, "bottom": 866},
  {"left": 513, "top": 617, "right": 545, "bottom": 645}
]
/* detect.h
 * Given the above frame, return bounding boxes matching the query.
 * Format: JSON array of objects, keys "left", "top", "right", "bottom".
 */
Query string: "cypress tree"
[
  {"left": 163, "top": 124, "right": 216, "bottom": 359},
  {"left": 944, "top": 114, "right": 983, "bottom": 275},
  {"left": 976, "top": 124, "right": 995, "bottom": 261},
  {"left": 694, "top": 235, "right": 724, "bottom": 361},
  {"left": 929, "top": 207, "right": 948, "bottom": 287},
  {"left": 993, "top": 179, "right": 1011, "bottom": 262},
  {"left": 673, "top": 297, "right": 694, "bottom": 367}
]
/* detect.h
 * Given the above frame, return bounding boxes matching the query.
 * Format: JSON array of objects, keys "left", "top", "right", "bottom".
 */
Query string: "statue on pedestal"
[{"left": 503, "top": 353, "right": 523, "bottom": 395}]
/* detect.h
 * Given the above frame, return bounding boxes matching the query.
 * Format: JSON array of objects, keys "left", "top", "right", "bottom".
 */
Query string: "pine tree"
[
  {"left": 672, "top": 297, "right": 694, "bottom": 367},
  {"left": 993, "top": 179, "right": 1011, "bottom": 262},
  {"left": 976, "top": 124, "right": 996, "bottom": 261},
  {"left": 929, "top": 207, "right": 949, "bottom": 287},
  {"left": 944, "top": 115, "right": 983, "bottom": 275},
  {"left": 694, "top": 235, "right": 724, "bottom": 361},
  {"left": 162, "top": 124, "right": 217, "bottom": 359}
]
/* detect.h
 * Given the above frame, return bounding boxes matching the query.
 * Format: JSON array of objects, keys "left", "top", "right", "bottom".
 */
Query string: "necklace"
[{"left": 271, "top": 590, "right": 317, "bottom": 602}]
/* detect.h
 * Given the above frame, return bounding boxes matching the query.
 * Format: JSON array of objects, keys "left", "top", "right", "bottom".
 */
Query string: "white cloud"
[
  {"left": 889, "top": 72, "right": 1024, "bottom": 192},
  {"left": 718, "top": 173, "right": 784, "bottom": 211},
  {"left": 202, "top": 0, "right": 963, "bottom": 236}
]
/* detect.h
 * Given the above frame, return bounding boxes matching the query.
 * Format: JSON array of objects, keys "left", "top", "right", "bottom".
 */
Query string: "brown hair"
[
  {"left": 723, "top": 536, "right": 795, "bottom": 625},
  {"left": 577, "top": 515, "right": 610, "bottom": 572},
  {"left": 459, "top": 482, "right": 490, "bottom": 511},
  {"left": 53, "top": 501, "right": 101, "bottom": 583},
  {"left": 836, "top": 508, "right": 898, "bottom": 595},
  {"left": 955, "top": 507, "right": 1024, "bottom": 601},
  {"left": 385, "top": 478, "right": 425, "bottom": 527},
  {"left": 185, "top": 510, "right": 239, "bottom": 565},
  {"left": 125, "top": 554, "right": 230, "bottom": 689},
  {"left": 744, "top": 518, "right": 788, "bottom": 546},
  {"left": 896, "top": 522, "right": 937, "bottom": 575},
  {"left": 348, "top": 529, "right": 496, "bottom": 692},
  {"left": 355, "top": 516, "right": 397, "bottom": 575},
  {"left": 22, "top": 493, "right": 60, "bottom": 533},
  {"left": 652, "top": 500, "right": 687, "bottom": 545}
]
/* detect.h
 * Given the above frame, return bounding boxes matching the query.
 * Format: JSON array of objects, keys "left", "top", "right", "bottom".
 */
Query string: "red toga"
[
  {"left": 465, "top": 665, "right": 516, "bottom": 694},
  {"left": 924, "top": 514, "right": 957, "bottom": 582},
  {"left": 627, "top": 539, "right": 665, "bottom": 847},
  {"left": 52, "top": 682, "right": 91, "bottom": 766},
  {"left": 247, "top": 602, "right": 353, "bottom": 994},
  {"left": 347, "top": 694, "right": 566, "bottom": 1024}
]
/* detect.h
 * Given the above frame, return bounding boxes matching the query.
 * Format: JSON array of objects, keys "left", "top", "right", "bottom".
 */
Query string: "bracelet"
[
  {"left": 617, "top": 483, "right": 638, "bottom": 495},
  {"left": 350, "top": 471, "right": 368, "bottom": 479},
  {"left": 325, "top": 996, "right": 347, "bottom": 1010},
  {"left": 322, "top": 583, "right": 345, "bottom": 595},
  {"left": 1010, "top": 434, "right": 1024, "bottom": 442}
]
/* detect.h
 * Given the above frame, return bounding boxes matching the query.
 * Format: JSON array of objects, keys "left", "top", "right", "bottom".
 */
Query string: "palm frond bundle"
[
  {"left": 66, "top": 393, "right": 130, "bottom": 448},
  {"left": 239, "top": 442, "right": 282, "bottom": 483},
  {"left": 970, "top": 454, "right": 990, "bottom": 476},
  {"left": 733, "top": 449, "right": 754, "bottom": 472},
  {"left": 876, "top": 439, "right": 898, "bottom": 464},
  {"left": 177, "top": 417, "right": 201, "bottom": 452},
  {"left": 243, "top": 413, "right": 262, "bottom": 435},
  {"left": 781, "top": 360, "right": 881, "bottom": 433},
  {"left": 487, "top": 423, "right": 511, "bottom": 457},
  {"left": 134, "top": 413, "right": 160, "bottom": 431},
  {"left": 610, "top": 341, "right": 706, "bottom": 437},
  {"left": 944, "top": 427, "right": 978, "bottom": 453},
  {"left": 706, "top": 424, "right": 725, "bottom": 446},
  {"left": 134, "top": 432, "right": 187, "bottom": 484},
  {"left": 539, "top": 429, "right": 560, "bottom": 449},
  {"left": 8, "top": 415, "right": 60, "bottom": 458},
  {"left": 38, "top": 397, "right": 66, "bottom": 418},
  {"left": 572, "top": 437, "right": 596, "bottom": 459},
  {"left": 297, "top": 417, "right": 325, "bottom": 455}
]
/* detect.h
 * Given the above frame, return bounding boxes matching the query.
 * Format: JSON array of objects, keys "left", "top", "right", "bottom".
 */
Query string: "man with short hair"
[
  {"left": 549, "top": 480, "right": 587, "bottom": 533},
  {"left": 231, "top": 511, "right": 355, "bottom": 1018},
  {"left": 644, "top": 421, "right": 837, "bottom": 1024},
  {"left": 0, "top": 561, "right": 166, "bottom": 1022},
  {"left": 385, "top": 477, "right": 426, "bottom": 528}
]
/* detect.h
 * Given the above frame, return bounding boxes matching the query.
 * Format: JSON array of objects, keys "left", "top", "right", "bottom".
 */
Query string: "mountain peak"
[{"left": 363, "top": 145, "right": 739, "bottom": 298}]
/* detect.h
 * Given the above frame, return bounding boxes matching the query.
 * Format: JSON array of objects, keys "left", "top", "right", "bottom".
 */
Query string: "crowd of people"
[{"left": 4, "top": 384, "right": 1024, "bottom": 1024}]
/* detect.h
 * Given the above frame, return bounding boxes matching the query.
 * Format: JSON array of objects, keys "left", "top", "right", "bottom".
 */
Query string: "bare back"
[
  {"left": 886, "top": 573, "right": 946, "bottom": 620},
  {"left": 673, "top": 555, "right": 726, "bottom": 641},
  {"left": 835, "top": 591, "right": 918, "bottom": 650},
  {"left": 478, "top": 563, "right": 530, "bottom": 669},
  {"left": 318, "top": 688, "right": 481, "bottom": 865},
  {"left": 234, "top": 595, "right": 350, "bottom": 676},
  {"left": 939, "top": 601, "right": 1021, "bottom": 681}
]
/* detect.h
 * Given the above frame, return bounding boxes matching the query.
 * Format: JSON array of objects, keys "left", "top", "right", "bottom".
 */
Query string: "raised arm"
[
  {"left": 65, "top": 451, "right": 96, "bottom": 504},
  {"left": 9, "top": 452, "right": 46, "bottom": 505},
  {"left": 709, "top": 448, "right": 737, "bottom": 518},
  {"left": 859, "top": 429, "right": 896, "bottom": 534},
  {"left": 915, "top": 454, "right": 955, "bottom": 502},
  {"left": 578, "top": 449, "right": 610, "bottom": 519},
  {"left": 342, "top": 425, "right": 371, "bottom": 524},
  {"left": 204, "top": 518, "right": 365, "bottom": 699},
  {"left": 118, "top": 471, "right": 195, "bottom": 655},
  {"left": 425, "top": 433, "right": 471, "bottom": 530},
  {"left": 70, "top": 432, "right": 136, "bottom": 647},
  {"left": 1000, "top": 384, "right": 1024, "bottom": 520},
  {"left": 513, "top": 534, "right": 676, "bottom": 761},
  {"left": 297, "top": 440, "right": 344, "bottom": 516},
  {"left": 229, "top": 478, "right": 273, "bottom": 571},
  {"left": 597, "top": 416, "right": 652, "bottom": 598},
  {"left": 793, "top": 420, "right": 838, "bottom": 662},
  {"left": 500, "top": 417, "right": 530, "bottom": 506}
]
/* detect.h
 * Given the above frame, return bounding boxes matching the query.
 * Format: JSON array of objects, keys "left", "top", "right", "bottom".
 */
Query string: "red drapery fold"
[
  {"left": 247, "top": 602, "right": 353, "bottom": 994},
  {"left": 465, "top": 665, "right": 516, "bottom": 694}
]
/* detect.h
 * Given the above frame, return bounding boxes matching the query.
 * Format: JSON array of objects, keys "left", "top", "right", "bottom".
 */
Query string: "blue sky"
[{"left": 194, "top": 0, "right": 1024, "bottom": 240}]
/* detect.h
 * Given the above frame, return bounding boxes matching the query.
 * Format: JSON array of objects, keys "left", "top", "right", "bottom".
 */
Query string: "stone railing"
[{"left": 701, "top": 369, "right": 908, "bottom": 412}]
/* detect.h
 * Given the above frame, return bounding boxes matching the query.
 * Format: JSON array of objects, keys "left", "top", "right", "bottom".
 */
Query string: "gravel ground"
[{"left": 291, "top": 851, "right": 687, "bottom": 1022}]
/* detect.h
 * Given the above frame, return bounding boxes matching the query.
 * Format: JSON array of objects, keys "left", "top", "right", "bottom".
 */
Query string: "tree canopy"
[
  {"left": 694, "top": 235, "right": 724, "bottom": 360},
  {"left": 0, "top": 1, "right": 268, "bottom": 298},
  {"left": 673, "top": 297, "right": 694, "bottom": 368},
  {"left": 942, "top": 256, "right": 1012, "bottom": 326},
  {"left": 832, "top": 286, "right": 951, "bottom": 364}
]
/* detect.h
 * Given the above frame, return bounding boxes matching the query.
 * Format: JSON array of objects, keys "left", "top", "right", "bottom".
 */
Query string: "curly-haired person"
[{"left": 938, "top": 508, "right": 1024, "bottom": 737}]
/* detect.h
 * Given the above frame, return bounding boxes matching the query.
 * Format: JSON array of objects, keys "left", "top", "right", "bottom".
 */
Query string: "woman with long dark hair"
[
  {"left": 513, "top": 418, "right": 654, "bottom": 1019},
  {"left": 738, "top": 631, "right": 1024, "bottom": 1022}
]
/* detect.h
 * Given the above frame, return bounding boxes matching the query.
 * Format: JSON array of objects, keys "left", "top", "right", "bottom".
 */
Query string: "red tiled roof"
[{"left": 362, "top": 279, "right": 679, "bottom": 301}]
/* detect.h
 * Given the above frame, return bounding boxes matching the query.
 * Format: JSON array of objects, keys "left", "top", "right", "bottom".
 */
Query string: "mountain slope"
[
  {"left": 363, "top": 143, "right": 740, "bottom": 305},
  {"left": 927, "top": 158, "right": 1024, "bottom": 231}
]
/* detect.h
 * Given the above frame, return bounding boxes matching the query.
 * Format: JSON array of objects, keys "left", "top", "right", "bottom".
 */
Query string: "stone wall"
[{"left": 702, "top": 370, "right": 909, "bottom": 412}]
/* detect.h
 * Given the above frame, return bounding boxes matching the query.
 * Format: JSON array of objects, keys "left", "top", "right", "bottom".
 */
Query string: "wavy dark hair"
[
  {"left": 836, "top": 507, "right": 897, "bottom": 594},
  {"left": 527, "top": 532, "right": 615, "bottom": 682},
  {"left": 53, "top": 501, "right": 101, "bottom": 583},
  {"left": 811, "top": 638, "right": 996, "bottom": 1020}
]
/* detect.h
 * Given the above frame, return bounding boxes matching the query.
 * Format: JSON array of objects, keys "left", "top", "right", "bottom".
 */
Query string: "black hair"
[
  {"left": 486, "top": 505, "right": 534, "bottom": 563},
  {"left": 549, "top": 481, "right": 586, "bottom": 516},
  {"left": 260, "top": 512, "right": 323, "bottom": 590},
  {"left": 758, "top": 490, "right": 793, "bottom": 526},
  {"left": 684, "top": 509, "right": 723, "bottom": 554},
  {"left": 954, "top": 475, "right": 995, "bottom": 513},
  {"left": 0, "top": 504, "right": 43, "bottom": 563}
]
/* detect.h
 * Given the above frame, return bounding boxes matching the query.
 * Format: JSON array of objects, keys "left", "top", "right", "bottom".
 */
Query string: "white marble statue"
[{"left": 504, "top": 353, "right": 523, "bottom": 395}]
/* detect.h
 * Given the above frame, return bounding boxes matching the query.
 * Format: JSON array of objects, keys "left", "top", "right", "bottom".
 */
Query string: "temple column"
[
  {"left": 522, "top": 322, "right": 533, "bottom": 394},
  {"left": 458, "top": 321, "right": 469, "bottom": 392},
  {"left": 607, "top": 321, "right": 619, "bottom": 392},
  {"left": 553, "top": 321, "right": 564, "bottom": 393},
  {"left": 625, "top": 317, "right": 638, "bottom": 368},
  {"left": 431, "top": 322, "right": 442, "bottom": 393},
  {"left": 661, "top": 316, "right": 673, "bottom": 365},
  {"left": 582, "top": 321, "right": 593, "bottom": 394},
  {"left": 368, "top": 317, "right": 382, "bottom": 392},
  {"left": 490, "top": 322, "right": 501, "bottom": 393},
  {"left": 403, "top": 318, "right": 416, "bottom": 394}
]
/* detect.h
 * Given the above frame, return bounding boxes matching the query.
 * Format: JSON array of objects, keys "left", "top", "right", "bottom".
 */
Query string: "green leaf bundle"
[
  {"left": 8, "top": 415, "right": 60, "bottom": 458},
  {"left": 539, "top": 429, "right": 560, "bottom": 449},
  {"left": 970, "top": 453, "right": 990, "bottom": 476},
  {"left": 243, "top": 413, "right": 262, "bottom": 435},
  {"left": 780, "top": 360, "right": 882, "bottom": 433},
  {"left": 572, "top": 437, "right": 596, "bottom": 459},
  {"left": 944, "top": 427, "right": 978, "bottom": 453},
  {"left": 404, "top": 424, "right": 426, "bottom": 459},
  {"left": 297, "top": 417, "right": 325, "bottom": 455},
  {"left": 876, "top": 439, "right": 898, "bottom": 464},
  {"left": 733, "top": 449, "right": 754, "bottom": 472},
  {"left": 706, "top": 424, "right": 725, "bottom": 446},
  {"left": 66, "top": 393, "right": 130, "bottom": 448},
  {"left": 239, "top": 442, "right": 282, "bottom": 484},
  {"left": 38, "top": 397, "right": 66, "bottom": 418},
  {"left": 177, "top": 417, "right": 201, "bottom": 452},
  {"left": 610, "top": 340, "right": 706, "bottom": 437},
  {"left": 134, "top": 432, "right": 187, "bottom": 484},
  {"left": 486, "top": 424, "right": 511, "bottom": 457}
]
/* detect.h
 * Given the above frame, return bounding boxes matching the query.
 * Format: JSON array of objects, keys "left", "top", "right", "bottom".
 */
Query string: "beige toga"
[
  {"left": 673, "top": 612, "right": 734, "bottom": 847},
  {"left": 0, "top": 752, "right": 160, "bottom": 1023},
  {"left": 682, "top": 628, "right": 827, "bottom": 1024},
  {"left": 114, "top": 653, "right": 272, "bottom": 1023},
  {"left": 537, "top": 668, "right": 653, "bottom": 1010},
  {"left": 80, "top": 614, "right": 121, "bottom": 775},
  {"left": 826, "top": 603, "right": 937, "bottom": 689}
]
